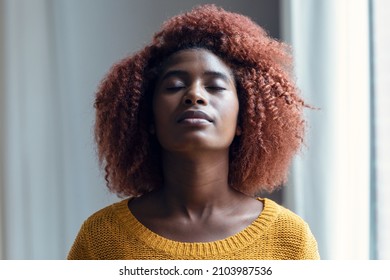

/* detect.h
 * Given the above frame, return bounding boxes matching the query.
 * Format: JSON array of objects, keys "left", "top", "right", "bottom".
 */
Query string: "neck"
[{"left": 160, "top": 150, "right": 238, "bottom": 217}]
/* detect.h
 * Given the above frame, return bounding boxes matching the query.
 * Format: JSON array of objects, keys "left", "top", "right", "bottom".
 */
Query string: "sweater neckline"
[{"left": 112, "top": 197, "right": 279, "bottom": 258}]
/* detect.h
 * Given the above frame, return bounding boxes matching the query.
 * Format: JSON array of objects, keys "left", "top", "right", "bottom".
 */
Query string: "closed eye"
[
  {"left": 166, "top": 86, "right": 186, "bottom": 92},
  {"left": 206, "top": 86, "right": 226, "bottom": 92}
]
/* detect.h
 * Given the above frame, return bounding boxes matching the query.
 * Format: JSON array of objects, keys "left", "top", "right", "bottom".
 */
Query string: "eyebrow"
[{"left": 160, "top": 70, "right": 234, "bottom": 83}]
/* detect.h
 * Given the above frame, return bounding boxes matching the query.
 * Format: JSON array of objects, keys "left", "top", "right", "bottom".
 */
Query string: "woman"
[{"left": 68, "top": 4, "right": 319, "bottom": 260}]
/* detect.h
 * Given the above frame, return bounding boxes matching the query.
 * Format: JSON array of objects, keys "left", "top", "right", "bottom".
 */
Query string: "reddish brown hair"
[{"left": 95, "top": 4, "right": 306, "bottom": 197}]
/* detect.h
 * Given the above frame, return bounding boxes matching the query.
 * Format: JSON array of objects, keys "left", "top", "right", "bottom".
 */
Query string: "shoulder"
[
  {"left": 67, "top": 199, "right": 131, "bottom": 259},
  {"left": 80, "top": 199, "right": 130, "bottom": 233},
  {"left": 263, "top": 198, "right": 308, "bottom": 227},
  {"left": 261, "top": 198, "right": 320, "bottom": 259}
]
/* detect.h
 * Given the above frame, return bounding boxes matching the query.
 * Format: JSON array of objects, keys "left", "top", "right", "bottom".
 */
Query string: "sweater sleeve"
[
  {"left": 298, "top": 223, "right": 320, "bottom": 260},
  {"left": 67, "top": 222, "right": 94, "bottom": 260}
]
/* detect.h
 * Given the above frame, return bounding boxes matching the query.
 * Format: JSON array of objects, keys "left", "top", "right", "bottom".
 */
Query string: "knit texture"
[{"left": 67, "top": 198, "right": 320, "bottom": 260}]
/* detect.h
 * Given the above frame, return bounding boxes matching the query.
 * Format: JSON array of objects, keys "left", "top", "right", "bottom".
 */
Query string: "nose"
[{"left": 182, "top": 84, "right": 207, "bottom": 106}]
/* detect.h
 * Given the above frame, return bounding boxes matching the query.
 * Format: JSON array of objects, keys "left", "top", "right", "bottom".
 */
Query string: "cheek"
[
  {"left": 152, "top": 95, "right": 176, "bottom": 144},
  {"left": 152, "top": 94, "right": 170, "bottom": 124},
  {"left": 217, "top": 95, "right": 239, "bottom": 125}
]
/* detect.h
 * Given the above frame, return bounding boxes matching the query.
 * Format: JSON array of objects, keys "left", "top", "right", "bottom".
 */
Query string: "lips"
[{"left": 177, "top": 110, "right": 213, "bottom": 123}]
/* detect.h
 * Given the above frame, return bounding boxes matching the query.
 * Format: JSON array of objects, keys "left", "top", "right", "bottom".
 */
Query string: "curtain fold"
[
  {"left": 282, "top": 0, "right": 371, "bottom": 259},
  {"left": 372, "top": 0, "right": 390, "bottom": 260},
  {"left": 1, "top": 0, "right": 117, "bottom": 259}
]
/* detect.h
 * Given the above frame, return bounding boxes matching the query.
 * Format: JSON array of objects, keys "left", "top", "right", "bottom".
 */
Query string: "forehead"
[{"left": 158, "top": 48, "right": 234, "bottom": 78}]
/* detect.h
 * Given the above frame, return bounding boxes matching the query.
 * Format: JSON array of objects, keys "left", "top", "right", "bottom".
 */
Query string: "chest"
[{"left": 137, "top": 213, "right": 259, "bottom": 242}]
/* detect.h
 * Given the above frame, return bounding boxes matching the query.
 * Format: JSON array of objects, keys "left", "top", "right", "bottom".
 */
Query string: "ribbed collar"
[{"left": 112, "top": 197, "right": 280, "bottom": 258}]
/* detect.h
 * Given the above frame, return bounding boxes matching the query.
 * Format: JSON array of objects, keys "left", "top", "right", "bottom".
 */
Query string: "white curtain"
[
  {"left": 0, "top": 0, "right": 120, "bottom": 259},
  {"left": 2, "top": 0, "right": 66, "bottom": 259},
  {"left": 282, "top": 0, "right": 371, "bottom": 259},
  {"left": 372, "top": 0, "right": 390, "bottom": 260}
]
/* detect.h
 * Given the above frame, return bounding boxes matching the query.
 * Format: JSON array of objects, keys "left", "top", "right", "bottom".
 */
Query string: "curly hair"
[{"left": 94, "top": 4, "right": 306, "bottom": 197}]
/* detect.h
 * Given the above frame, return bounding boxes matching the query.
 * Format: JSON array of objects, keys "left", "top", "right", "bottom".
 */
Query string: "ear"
[{"left": 235, "top": 126, "right": 242, "bottom": 136}]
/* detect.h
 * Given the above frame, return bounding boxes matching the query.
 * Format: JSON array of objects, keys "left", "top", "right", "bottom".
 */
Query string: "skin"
[{"left": 129, "top": 49, "right": 263, "bottom": 242}]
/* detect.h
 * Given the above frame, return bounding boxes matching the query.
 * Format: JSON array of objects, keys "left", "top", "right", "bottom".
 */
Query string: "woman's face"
[{"left": 152, "top": 48, "right": 239, "bottom": 154}]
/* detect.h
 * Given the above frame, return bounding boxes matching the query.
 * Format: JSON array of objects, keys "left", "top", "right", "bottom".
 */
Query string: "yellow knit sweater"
[{"left": 68, "top": 198, "right": 320, "bottom": 260}]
